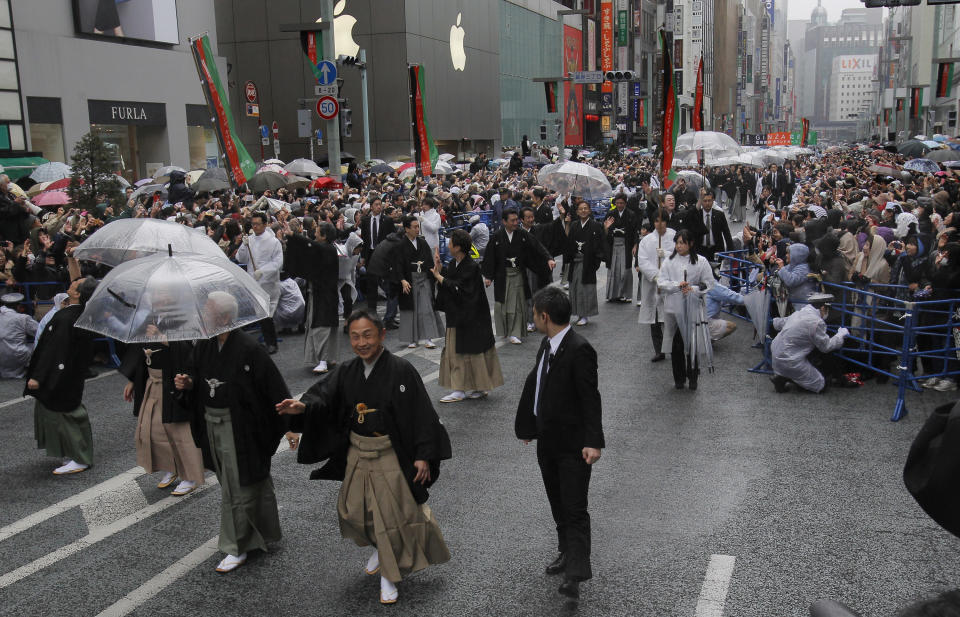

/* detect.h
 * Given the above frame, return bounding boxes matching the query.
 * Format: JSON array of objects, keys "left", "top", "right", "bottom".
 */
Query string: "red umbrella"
[
  {"left": 33, "top": 190, "right": 71, "bottom": 206},
  {"left": 42, "top": 177, "right": 80, "bottom": 191},
  {"left": 309, "top": 177, "right": 344, "bottom": 190},
  {"left": 397, "top": 162, "right": 415, "bottom": 173}
]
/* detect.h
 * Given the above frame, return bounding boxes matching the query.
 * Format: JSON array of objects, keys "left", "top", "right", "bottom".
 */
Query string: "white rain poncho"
[
  {"left": 0, "top": 305, "right": 38, "bottom": 378},
  {"left": 771, "top": 303, "right": 845, "bottom": 392},
  {"left": 236, "top": 227, "right": 284, "bottom": 315},
  {"left": 273, "top": 278, "right": 305, "bottom": 331}
]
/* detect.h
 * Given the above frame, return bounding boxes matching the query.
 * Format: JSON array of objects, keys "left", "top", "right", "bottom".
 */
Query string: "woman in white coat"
[
  {"left": 658, "top": 229, "right": 715, "bottom": 390},
  {"left": 636, "top": 207, "right": 676, "bottom": 361}
]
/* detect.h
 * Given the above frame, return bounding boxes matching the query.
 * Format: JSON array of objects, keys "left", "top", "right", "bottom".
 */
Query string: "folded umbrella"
[
  {"left": 73, "top": 218, "right": 227, "bottom": 266},
  {"left": 75, "top": 252, "right": 269, "bottom": 344}
]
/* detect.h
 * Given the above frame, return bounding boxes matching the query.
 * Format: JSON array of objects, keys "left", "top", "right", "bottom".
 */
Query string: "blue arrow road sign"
[
  {"left": 316, "top": 129, "right": 323, "bottom": 140},
  {"left": 316, "top": 60, "right": 338, "bottom": 85},
  {"left": 260, "top": 125, "right": 269, "bottom": 138}
]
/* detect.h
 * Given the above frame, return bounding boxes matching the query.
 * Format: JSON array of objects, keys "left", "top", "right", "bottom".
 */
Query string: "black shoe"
[
  {"left": 385, "top": 322, "right": 399, "bottom": 330},
  {"left": 675, "top": 382, "right": 685, "bottom": 390},
  {"left": 297, "top": 325, "right": 305, "bottom": 334},
  {"left": 545, "top": 553, "right": 567, "bottom": 575},
  {"left": 651, "top": 353, "right": 666, "bottom": 363},
  {"left": 688, "top": 374, "right": 698, "bottom": 391},
  {"left": 770, "top": 375, "right": 789, "bottom": 393},
  {"left": 558, "top": 578, "right": 580, "bottom": 600},
  {"left": 266, "top": 344, "right": 278, "bottom": 355}
]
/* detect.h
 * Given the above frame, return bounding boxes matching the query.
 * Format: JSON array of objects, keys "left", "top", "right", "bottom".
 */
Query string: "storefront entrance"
[{"left": 88, "top": 100, "right": 167, "bottom": 181}]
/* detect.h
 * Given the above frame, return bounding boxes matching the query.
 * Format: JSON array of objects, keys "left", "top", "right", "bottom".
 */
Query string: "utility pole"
[{"left": 359, "top": 49, "right": 371, "bottom": 162}]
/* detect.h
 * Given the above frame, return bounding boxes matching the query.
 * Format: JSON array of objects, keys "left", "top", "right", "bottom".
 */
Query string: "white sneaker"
[
  {"left": 380, "top": 576, "right": 399, "bottom": 604},
  {"left": 576, "top": 317, "right": 588, "bottom": 326},
  {"left": 562, "top": 282, "right": 569, "bottom": 290},
  {"left": 922, "top": 377, "right": 942, "bottom": 389},
  {"left": 934, "top": 378, "right": 958, "bottom": 392},
  {"left": 467, "top": 390, "right": 488, "bottom": 399},
  {"left": 508, "top": 336, "right": 522, "bottom": 344},
  {"left": 53, "top": 460, "right": 89, "bottom": 475},
  {"left": 440, "top": 391, "right": 465, "bottom": 403},
  {"left": 312, "top": 361, "right": 329, "bottom": 374},
  {"left": 526, "top": 322, "right": 535, "bottom": 333},
  {"left": 424, "top": 340, "right": 437, "bottom": 349},
  {"left": 171, "top": 480, "right": 197, "bottom": 496},
  {"left": 636, "top": 300, "right": 643, "bottom": 307},
  {"left": 407, "top": 342, "right": 418, "bottom": 348},
  {"left": 365, "top": 549, "right": 380, "bottom": 575},
  {"left": 215, "top": 553, "right": 247, "bottom": 573}
]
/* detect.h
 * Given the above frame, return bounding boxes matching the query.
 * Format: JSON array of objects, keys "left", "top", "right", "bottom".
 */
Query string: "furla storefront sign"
[{"left": 88, "top": 100, "right": 167, "bottom": 126}]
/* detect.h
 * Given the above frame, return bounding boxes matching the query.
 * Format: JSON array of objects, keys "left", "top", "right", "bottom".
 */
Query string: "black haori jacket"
[
  {"left": 292, "top": 349, "right": 452, "bottom": 504},
  {"left": 119, "top": 341, "right": 194, "bottom": 424},
  {"left": 24, "top": 304, "right": 96, "bottom": 412},
  {"left": 481, "top": 227, "right": 552, "bottom": 303}
]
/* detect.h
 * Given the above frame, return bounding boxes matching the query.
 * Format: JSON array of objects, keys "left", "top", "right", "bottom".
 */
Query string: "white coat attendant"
[
  {"left": 236, "top": 224, "right": 283, "bottom": 316},
  {"left": 417, "top": 205, "right": 442, "bottom": 254},
  {"left": 636, "top": 226, "right": 676, "bottom": 326}
]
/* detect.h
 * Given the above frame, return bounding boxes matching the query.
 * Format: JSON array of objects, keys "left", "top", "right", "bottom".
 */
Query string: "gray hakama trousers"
[
  {"left": 205, "top": 406, "right": 281, "bottom": 556},
  {"left": 338, "top": 432, "right": 450, "bottom": 583},
  {"left": 34, "top": 401, "right": 93, "bottom": 465},
  {"left": 303, "top": 293, "right": 340, "bottom": 366},
  {"left": 494, "top": 267, "right": 526, "bottom": 339},
  {"left": 399, "top": 271, "right": 445, "bottom": 344},
  {"left": 570, "top": 255, "right": 599, "bottom": 318},
  {"left": 605, "top": 237, "right": 633, "bottom": 300}
]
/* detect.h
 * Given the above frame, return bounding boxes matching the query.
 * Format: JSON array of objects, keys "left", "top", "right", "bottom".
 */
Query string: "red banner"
[
  {"left": 563, "top": 25, "right": 583, "bottom": 146},
  {"left": 801, "top": 118, "right": 810, "bottom": 147},
  {"left": 693, "top": 56, "right": 704, "bottom": 131},
  {"left": 600, "top": 1, "right": 613, "bottom": 94},
  {"left": 409, "top": 65, "right": 437, "bottom": 176},
  {"left": 660, "top": 30, "right": 678, "bottom": 189}
]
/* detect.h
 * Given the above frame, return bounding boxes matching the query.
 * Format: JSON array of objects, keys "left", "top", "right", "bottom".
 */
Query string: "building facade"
[{"left": 14, "top": 0, "right": 221, "bottom": 180}]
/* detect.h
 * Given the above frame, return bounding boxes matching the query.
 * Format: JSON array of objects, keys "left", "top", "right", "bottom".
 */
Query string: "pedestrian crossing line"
[
  {"left": 0, "top": 466, "right": 145, "bottom": 543},
  {"left": 93, "top": 536, "right": 220, "bottom": 617},
  {"left": 0, "top": 370, "right": 118, "bottom": 410},
  {"left": 0, "top": 477, "right": 218, "bottom": 589},
  {"left": 694, "top": 554, "right": 736, "bottom": 617}
]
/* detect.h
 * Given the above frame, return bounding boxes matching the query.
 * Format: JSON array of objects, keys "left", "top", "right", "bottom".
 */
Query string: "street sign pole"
[
  {"left": 359, "top": 48, "right": 371, "bottom": 163},
  {"left": 320, "top": 0, "right": 341, "bottom": 180}
]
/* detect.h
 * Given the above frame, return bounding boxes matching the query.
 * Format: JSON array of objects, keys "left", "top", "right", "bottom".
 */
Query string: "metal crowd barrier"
[{"left": 715, "top": 249, "right": 960, "bottom": 422}]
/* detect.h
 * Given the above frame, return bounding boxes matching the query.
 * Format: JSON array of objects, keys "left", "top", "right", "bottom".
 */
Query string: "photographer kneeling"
[{"left": 770, "top": 293, "right": 848, "bottom": 394}]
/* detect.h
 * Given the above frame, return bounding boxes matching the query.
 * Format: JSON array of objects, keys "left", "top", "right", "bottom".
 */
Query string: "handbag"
[{"left": 902, "top": 402, "right": 960, "bottom": 539}]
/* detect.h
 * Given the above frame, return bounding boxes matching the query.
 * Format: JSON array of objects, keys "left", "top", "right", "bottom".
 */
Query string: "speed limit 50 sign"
[{"left": 316, "top": 96, "right": 339, "bottom": 120}]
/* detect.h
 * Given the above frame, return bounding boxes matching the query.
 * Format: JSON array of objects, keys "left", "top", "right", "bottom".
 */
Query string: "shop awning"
[{"left": 0, "top": 156, "right": 49, "bottom": 181}]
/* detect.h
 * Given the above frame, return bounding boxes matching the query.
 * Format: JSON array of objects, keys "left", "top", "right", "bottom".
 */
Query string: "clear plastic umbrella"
[
  {"left": 284, "top": 158, "right": 325, "bottom": 177},
  {"left": 537, "top": 161, "right": 613, "bottom": 199},
  {"left": 438, "top": 153, "right": 456, "bottom": 162},
  {"left": 674, "top": 131, "right": 742, "bottom": 154},
  {"left": 263, "top": 158, "right": 285, "bottom": 165},
  {"left": 903, "top": 158, "right": 940, "bottom": 174},
  {"left": 75, "top": 253, "right": 269, "bottom": 344},
  {"left": 73, "top": 218, "right": 227, "bottom": 266},
  {"left": 432, "top": 161, "right": 456, "bottom": 175},
  {"left": 29, "top": 162, "right": 71, "bottom": 183},
  {"left": 153, "top": 165, "right": 187, "bottom": 183},
  {"left": 675, "top": 170, "right": 710, "bottom": 190},
  {"left": 742, "top": 288, "right": 770, "bottom": 343},
  {"left": 256, "top": 164, "right": 288, "bottom": 176}
]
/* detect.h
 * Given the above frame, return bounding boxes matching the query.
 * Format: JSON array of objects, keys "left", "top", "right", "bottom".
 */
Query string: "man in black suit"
[
  {"left": 780, "top": 161, "right": 797, "bottom": 210},
  {"left": 691, "top": 189, "right": 734, "bottom": 262},
  {"left": 515, "top": 286, "right": 604, "bottom": 600},
  {"left": 359, "top": 197, "right": 395, "bottom": 318}
]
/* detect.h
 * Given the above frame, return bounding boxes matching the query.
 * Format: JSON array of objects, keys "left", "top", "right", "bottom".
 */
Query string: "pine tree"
[{"left": 67, "top": 132, "right": 122, "bottom": 211}]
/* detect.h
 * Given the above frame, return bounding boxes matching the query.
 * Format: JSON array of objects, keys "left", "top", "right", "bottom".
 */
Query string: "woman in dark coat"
[{"left": 433, "top": 229, "right": 504, "bottom": 403}]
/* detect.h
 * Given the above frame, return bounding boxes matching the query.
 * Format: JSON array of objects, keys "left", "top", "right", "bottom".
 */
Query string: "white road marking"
[
  {"left": 80, "top": 479, "right": 149, "bottom": 529},
  {"left": 0, "top": 478, "right": 217, "bottom": 589},
  {"left": 92, "top": 536, "right": 220, "bottom": 617},
  {"left": 0, "top": 467, "right": 145, "bottom": 543},
  {"left": 694, "top": 554, "right": 736, "bottom": 617},
  {"left": 0, "top": 370, "right": 118, "bottom": 410}
]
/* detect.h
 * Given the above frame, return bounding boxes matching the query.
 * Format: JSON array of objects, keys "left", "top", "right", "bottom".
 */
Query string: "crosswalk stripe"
[
  {"left": 0, "top": 467, "right": 145, "bottom": 543},
  {"left": 0, "top": 478, "right": 217, "bottom": 589},
  {"left": 93, "top": 536, "right": 220, "bottom": 617}
]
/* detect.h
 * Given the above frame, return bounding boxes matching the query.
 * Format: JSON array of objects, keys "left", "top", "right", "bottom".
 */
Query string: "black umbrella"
[
  {"left": 368, "top": 163, "right": 394, "bottom": 174},
  {"left": 198, "top": 167, "right": 229, "bottom": 182},
  {"left": 192, "top": 177, "right": 232, "bottom": 193},
  {"left": 898, "top": 140, "right": 930, "bottom": 158},
  {"left": 245, "top": 171, "right": 288, "bottom": 193},
  {"left": 317, "top": 151, "right": 357, "bottom": 165},
  {"left": 883, "top": 141, "right": 898, "bottom": 153}
]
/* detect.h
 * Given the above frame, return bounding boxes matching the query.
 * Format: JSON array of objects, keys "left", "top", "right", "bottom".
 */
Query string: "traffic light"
[
  {"left": 539, "top": 124, "right": 547, "bottom": 140},
  {"left": 604, "top": 70, "right": 635, "bottom": 82},
  {"left": 339, "top": 98, "right": 352, "bottom": 138},
  {"left": 337, "top": 54, "right": 366, "bottom": 69}
]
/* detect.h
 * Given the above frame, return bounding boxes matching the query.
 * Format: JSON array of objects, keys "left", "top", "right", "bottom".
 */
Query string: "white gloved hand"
[
  {"left": 836, "top": 327, "right": 849, "bottom": 339},
  {"left": 253, "top": 270, "right": 263, "bottom": 281}
]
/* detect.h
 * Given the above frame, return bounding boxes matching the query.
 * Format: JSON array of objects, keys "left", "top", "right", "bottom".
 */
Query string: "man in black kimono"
[
  {"left": 516, "top": 286, "right": 604, "bottom": 601},
  {"left": 278, "top": 310, "right": 452, "bottom": 605},
  {"left": 26, "top": 276, "right": 99, "bottom": 475},
  {"left": 482, "top": 208, "right": 554, "bottom": 344},
  {"left": 174, "top": 291, "right": 291, "bottom": 573},
  {"left": 286, "top": 222, "right": 341, "bottom": 373},
  {"left": 603, "top": 194, "right": 639, "bottom": 303}
]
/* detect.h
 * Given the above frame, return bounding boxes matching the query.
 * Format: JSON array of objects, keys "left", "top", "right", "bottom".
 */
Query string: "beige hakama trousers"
[
  {"left": 338, "top": 432, "right": 450, "bottom": 583},
  {"left": 135, "top": 368, "right": 204, "bottom": 483},
  {"left": 438, "top": 328, "right": 504, "bottom": 392}
]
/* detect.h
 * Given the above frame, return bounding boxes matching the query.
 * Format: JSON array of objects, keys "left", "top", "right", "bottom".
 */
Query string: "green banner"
[{"left": 617, "top": 10, "right": 627, "bottom": 46}]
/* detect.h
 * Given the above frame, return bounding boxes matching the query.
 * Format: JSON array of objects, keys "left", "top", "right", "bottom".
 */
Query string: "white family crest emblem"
[{"left": 205, "top": 378, "right": 226, "bottom": 398}]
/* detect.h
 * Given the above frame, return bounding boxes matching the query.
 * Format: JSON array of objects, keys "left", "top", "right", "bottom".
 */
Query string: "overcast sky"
[{"left": 787, "top": 0, "right": 881, "bottom": 23}]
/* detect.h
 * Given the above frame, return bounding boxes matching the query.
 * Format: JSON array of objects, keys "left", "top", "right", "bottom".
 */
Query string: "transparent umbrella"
[
  {"left": 75, "top": 253, "right": 269, "bottom": 344},
  {"left": 903, "top": 158, "right": 940, "bottom": 174},
  {"left": 537, "top": 161, "right": 613, "bottom": 200},
  {"left": 284, "top": 158, "right": 325, "bottom": 177},
  {"left": 675, "top": 170, "right": 710, "bottom": 190},
  {"left": 29, "top": 162, "right": 71, "bottom": 183},
  {"left": 674, "top": 131, "right": 742, "bottom": 154},
  {"left": 432, "top": 161, "right": 456, "bottom": 175},
  {"left": 73, "top": 218, "right": 227, "bottom": 266},
  {"left": 153, "top": 165, "right": 187, "bottom": 183}
]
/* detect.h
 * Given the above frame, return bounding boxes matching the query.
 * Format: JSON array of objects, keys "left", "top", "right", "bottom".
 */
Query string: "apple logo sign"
[
  {"left": 449, "top": 12, "right": 466, "bottom": 71},
  {"left": 334, "top": 0, "right": 359, "bottom": 57}
]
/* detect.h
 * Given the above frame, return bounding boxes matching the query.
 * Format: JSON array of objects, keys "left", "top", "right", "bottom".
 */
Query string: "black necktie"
[
  {"left": 706, "top": 212, "right": 713, "bottom": 247},
  {"left": 372, "top": 216, "right": 379, "bottom": 248},
  {"left": 535, "top": 342, "right": 552, "bottom": 417}
]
